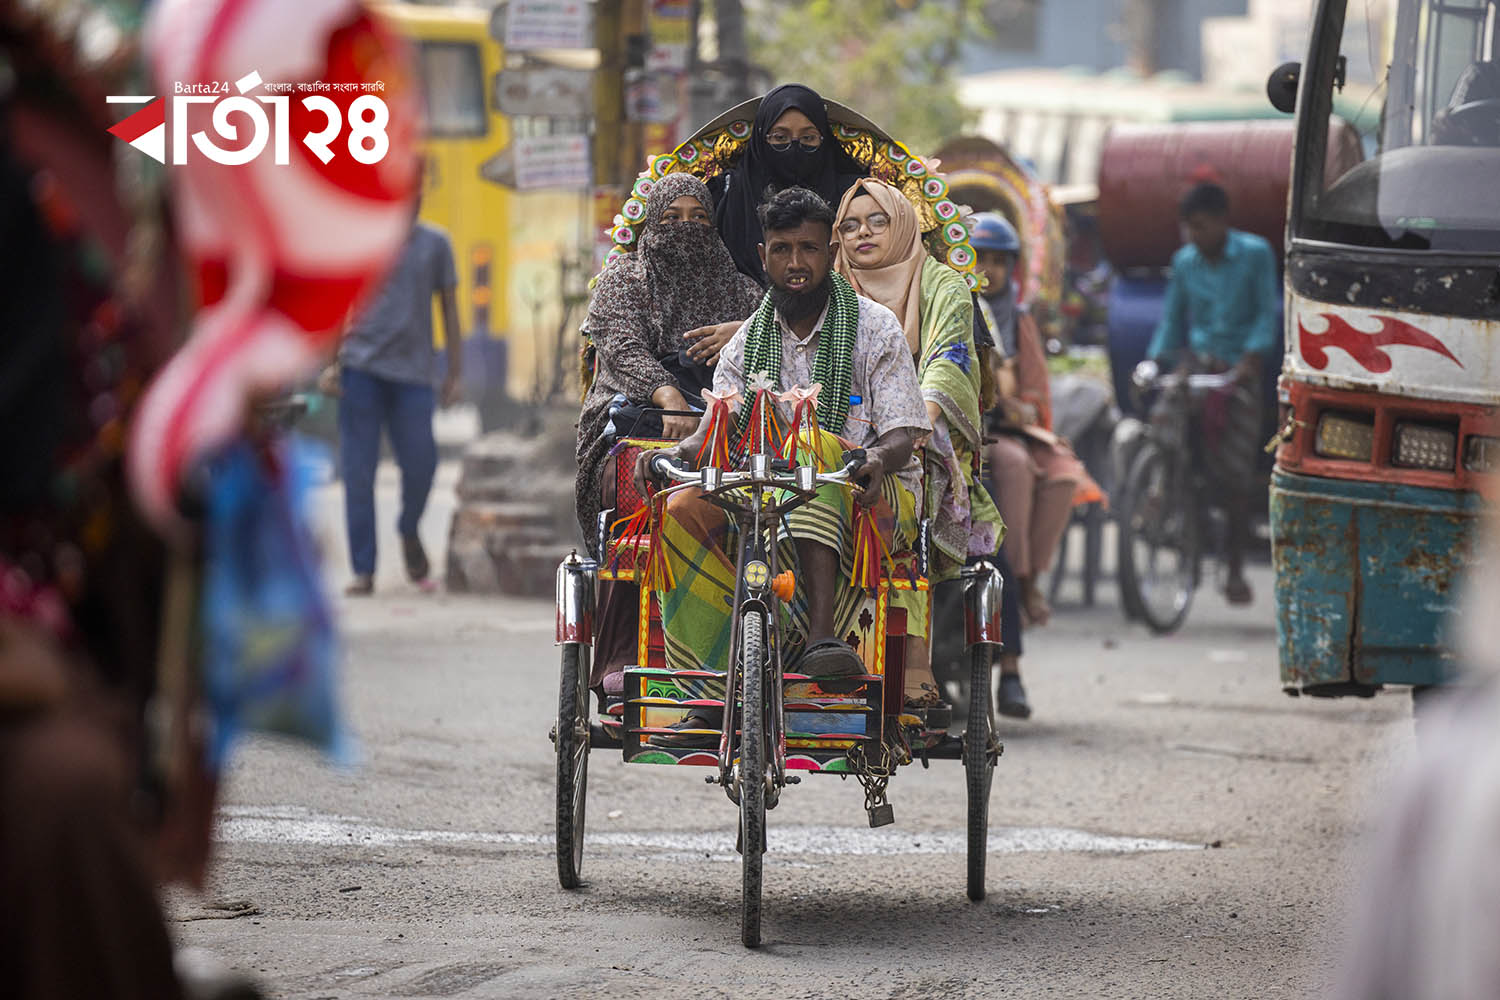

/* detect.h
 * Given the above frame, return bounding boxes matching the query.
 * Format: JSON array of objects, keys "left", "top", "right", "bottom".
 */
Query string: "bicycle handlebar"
[
  {"left": 1130, "top": 360, "right": 1239, "bottom": 394},
  {"left": 650, "top": 450, "right": 867, "bottom": 492}
]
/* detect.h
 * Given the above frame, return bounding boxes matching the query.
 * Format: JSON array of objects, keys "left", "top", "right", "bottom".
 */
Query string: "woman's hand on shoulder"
[{"left": 683, "top": 320, "right": 740, "bottom": 365}]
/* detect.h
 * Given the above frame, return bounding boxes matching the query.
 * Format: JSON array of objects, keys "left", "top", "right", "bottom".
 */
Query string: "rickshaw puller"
[{"left": 636, "top": 188, "right": 931, "bottom": 749}]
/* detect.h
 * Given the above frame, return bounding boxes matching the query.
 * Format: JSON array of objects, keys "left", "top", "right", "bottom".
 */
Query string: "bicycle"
[{"left": 1114, "top": 360, "right": 1240, "bottom": 634}]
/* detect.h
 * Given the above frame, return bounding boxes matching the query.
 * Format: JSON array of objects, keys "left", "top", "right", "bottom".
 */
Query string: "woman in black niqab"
[{"left": 709, "top": 83, "right": 869, "bottom": 284}]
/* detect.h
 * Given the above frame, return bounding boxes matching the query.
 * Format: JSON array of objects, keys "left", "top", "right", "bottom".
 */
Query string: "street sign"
[
  {"left": 501, "top": 0, "right": 592, "bottom": 51},
  {"left": 493, "top": 66, "right": 594, "bottom": 117},
  {"left": 482, "top": 134, "right": 592, "bottom": 191}
]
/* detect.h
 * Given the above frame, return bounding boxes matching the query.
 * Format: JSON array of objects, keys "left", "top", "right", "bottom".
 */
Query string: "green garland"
[{"left": 737, "top": 271, "right": 860, "bottom": 442}]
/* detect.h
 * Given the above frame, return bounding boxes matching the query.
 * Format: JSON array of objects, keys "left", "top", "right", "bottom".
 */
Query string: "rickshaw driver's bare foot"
[{"left": 794, "top": 538, "right": 864, "bottom": 679}]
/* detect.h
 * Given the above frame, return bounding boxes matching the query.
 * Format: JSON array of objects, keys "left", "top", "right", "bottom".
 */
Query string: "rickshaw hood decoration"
[{"left": 601, "top": 99, "right": 983, "bottom": 286}]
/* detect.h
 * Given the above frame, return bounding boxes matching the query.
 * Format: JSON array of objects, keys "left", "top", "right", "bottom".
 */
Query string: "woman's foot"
[
  {"left": 344, "top": 575, "right": 374, "bottom": 597},
  {"left": 902, "top": 683, "right": 953, "bottom": 730},
  {"left": 996, "top": 673, "right": 1032, "bottom": 719},
  {"left": 1020, "top": 576, "right": 1051, "bottom": 626},
  {"left": 1225, "top": 575, "right": 1254, "bottom": 605}
]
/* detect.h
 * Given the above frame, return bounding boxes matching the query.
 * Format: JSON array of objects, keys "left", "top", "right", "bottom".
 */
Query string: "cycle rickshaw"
[{"left": 551, "top": 98, "right": 1007, "bottom": 948}]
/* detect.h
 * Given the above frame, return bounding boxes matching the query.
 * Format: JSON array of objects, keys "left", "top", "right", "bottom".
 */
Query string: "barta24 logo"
[{"left": 108, "top": 70, "right": 390, "bottom": 166}]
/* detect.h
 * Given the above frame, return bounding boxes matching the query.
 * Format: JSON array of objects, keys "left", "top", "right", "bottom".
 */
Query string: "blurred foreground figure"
[
  {"left": 0, "top": 7, "right": 187, "bottom": 996},
  {"left": 1, "top": 0, "right": 417, "bottom": 995},
  {"left": 1335, "top": 486, "right": 1500, "bottom": 1000}
]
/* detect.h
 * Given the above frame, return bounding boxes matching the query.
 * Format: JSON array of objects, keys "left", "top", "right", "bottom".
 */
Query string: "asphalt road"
[{"left": 168, "top": 462, "right": 1415, "bottom": 999}]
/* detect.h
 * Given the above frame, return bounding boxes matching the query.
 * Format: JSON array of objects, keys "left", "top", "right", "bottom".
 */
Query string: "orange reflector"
[{"left": 771, "top": 571, "right": 796, "bottom": 601}]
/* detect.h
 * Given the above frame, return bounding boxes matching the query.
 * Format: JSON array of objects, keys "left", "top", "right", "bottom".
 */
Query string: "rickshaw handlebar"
[{"left": 650, "top": 449, "right": 868, "bottom": 493}]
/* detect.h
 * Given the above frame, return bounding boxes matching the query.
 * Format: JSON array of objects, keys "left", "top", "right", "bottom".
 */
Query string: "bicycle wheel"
[
  {"left": 739, "top": 611, "right": 766, "bottom": 948},
  {"left": 555, "top": 643, "right": 590, "bottom": 889},
  {"left": 964, "top": 642, "right": 995, "bottom": 902},
  {"left": 1117, "top": 443, "right": 1198, "bottom": 634}
]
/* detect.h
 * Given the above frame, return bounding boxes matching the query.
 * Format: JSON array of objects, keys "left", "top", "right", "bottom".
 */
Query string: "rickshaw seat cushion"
[
  {"left": 609, "top": 437, "right": 674, "bottom": 519},
  {"left": 885, "top": 550, "right": 924, "bottom": 586}
]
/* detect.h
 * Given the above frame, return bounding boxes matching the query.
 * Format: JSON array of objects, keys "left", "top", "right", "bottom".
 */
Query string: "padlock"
[{"left": 867, "top": 802, "right": 895, "bottom": 828}]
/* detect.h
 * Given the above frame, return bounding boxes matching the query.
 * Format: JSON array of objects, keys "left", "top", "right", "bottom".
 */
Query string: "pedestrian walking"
[{"left": 323, "top": 211, "right": 462, "bottom": 595}]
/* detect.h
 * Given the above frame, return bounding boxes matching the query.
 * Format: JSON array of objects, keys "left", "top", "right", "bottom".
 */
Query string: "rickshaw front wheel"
[
  {"left": 555, "top": 642, "right": 590, "bottom": 890},
  {"left": 964, "top": 643, "right": 995, "bottom": 902},
  {"left": 739, "top": 611, "right": 766, "bottom": 948}
]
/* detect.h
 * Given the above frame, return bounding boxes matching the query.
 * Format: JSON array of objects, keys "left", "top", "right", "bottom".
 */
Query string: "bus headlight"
[
  {"left": 1393, "top": 422, "right": 1457, "bottom": 471},
  {"left": 1465, "top": 436, "right": 1498, "bottom": 474},
  {"left": 1314, "top": 412, "right": 1374, "bottom": 461}
]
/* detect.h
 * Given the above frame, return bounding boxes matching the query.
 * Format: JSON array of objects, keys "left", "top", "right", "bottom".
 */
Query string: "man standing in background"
[
  {"left": 323, "top": 210, "right": 462, "bottom": 595},
  {"left": 1147, "top": 181, "right": 1279, "bottom": 606}
]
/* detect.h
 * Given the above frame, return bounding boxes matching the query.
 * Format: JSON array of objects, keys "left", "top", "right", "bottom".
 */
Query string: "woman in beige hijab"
[{"left": 834, "top": 179, "right": 1003, "bottom": 723}]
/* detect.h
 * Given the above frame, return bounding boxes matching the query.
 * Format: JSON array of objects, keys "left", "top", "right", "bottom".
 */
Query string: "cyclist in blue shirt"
[{"left": 1147, "top": 182, "right": 1279, "bottom": 605}]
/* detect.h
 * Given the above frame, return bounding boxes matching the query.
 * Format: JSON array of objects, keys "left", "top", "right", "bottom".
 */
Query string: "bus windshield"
[{"left": 1297, "top": 0, "right": 1500, "bottom": 252}]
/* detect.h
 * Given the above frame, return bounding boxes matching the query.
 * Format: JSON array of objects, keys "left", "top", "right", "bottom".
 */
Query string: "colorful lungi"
[{"left": 655, "top": 429, "right": 920, "bottom": 696}]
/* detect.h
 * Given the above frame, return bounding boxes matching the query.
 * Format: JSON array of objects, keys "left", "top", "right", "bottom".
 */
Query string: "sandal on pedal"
[
  {"left": 798, "top": 638, "right": 864, "bottom": 678},
  {"left": 647, "top": 711, "right": 722, "bottom": 749},
  {"left": 902, "top": 683, "right": 953, "bottom": 731}
]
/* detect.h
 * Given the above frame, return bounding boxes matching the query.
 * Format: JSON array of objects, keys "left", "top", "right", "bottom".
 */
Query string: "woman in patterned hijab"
[{"left": 574, "top": 172, "right": 764, "bottom": 551}]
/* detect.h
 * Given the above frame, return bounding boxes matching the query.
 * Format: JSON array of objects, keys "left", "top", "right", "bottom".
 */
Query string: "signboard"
[
  {"left": 516, "top": 133, "right": 591, "bottom": 190},
  {"left": 481, "top": 134, "right": 592, "bottom": 191},
  {"left": 493, "top": 66, "right": 594, "bottom": 117},
  {"left": 647, "top": 0, "right": 693, "bottom": 71},
  {"left": 503, "top": 0, "right": 592, "bottom": 51}
]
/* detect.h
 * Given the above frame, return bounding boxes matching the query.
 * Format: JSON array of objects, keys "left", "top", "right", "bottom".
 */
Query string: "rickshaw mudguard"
[
  {"left": 1271, "top": 469, "right": 1480, "bottom": 692},
  {"left": 961, "top": 561, "right": 1005, "bottom": 648},
  {"left": 555, "top": 552, "right": 597, "bottom": 645}
]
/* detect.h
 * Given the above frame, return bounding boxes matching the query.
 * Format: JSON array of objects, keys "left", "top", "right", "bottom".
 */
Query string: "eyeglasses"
[
  {"left": 836, "top": 212, "right": 891, "bottom": 237},
  {"left": 766, "top": 132, "right": 822, "bottom": 151}
]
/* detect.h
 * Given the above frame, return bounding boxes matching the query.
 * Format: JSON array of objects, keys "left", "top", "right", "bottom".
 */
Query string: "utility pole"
[{"left": 715, "top": 0, "right": 753, "bottom": 104}]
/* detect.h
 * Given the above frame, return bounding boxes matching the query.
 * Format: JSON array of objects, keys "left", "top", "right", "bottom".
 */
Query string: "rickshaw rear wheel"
[
  {"left": 739, "top": 611, "right": 766, "bottom": 948},
  {"left": 555, "top": 642, "right": 590, "bottom": 890},
  {"left": 964, "top": 643, "right": 995, "bottom": 902}
]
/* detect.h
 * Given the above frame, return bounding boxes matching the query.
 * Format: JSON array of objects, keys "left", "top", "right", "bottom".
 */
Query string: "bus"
[{"left": 1268, "top": 0, "right": 1500, "bottom": 696}]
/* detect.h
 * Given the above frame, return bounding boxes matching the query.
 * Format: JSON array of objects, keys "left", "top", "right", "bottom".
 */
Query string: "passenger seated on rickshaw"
[
  {"left": 574, "top": 173, "right": 764, "bottom": 550},
  {"left": 635, "top": 187, "right": 931, "bottom": 748},
  {"left": 832, "top": 180, "right": 1004, "bottom": 717}
]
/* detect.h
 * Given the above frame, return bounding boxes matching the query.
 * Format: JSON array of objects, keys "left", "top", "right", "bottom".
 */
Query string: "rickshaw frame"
[{"left": 554, "top": 436, "right": 1006, "bottom": 947}]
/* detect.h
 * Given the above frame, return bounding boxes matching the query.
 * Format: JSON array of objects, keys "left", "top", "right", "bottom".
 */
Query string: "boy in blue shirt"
[{"left": 1148, "top": 182, "right": 1279, "bottom": 605}]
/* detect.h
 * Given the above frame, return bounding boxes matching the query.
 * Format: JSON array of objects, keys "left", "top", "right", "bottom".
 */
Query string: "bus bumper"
[{"left": 1270, "top": 469, "right": 1482, "bottom": 694}]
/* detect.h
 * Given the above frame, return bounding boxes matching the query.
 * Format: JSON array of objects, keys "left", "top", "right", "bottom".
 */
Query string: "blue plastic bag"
[{"left": 200, "top": 435, "right": 351, "bottom": 769}]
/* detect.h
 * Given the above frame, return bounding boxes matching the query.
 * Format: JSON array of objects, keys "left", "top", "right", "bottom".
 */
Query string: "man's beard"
[{"left": 770, "top": 272, "right": 831, "bottom": 325}]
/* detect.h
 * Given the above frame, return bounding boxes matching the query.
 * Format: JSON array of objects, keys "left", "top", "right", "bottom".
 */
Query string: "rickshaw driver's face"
[
  {"left": 660, "top": 195, "right": 711, "bottom": 225},
  {"left": 836, "top": 193, "right": 891, "bottom": 267},
  {"left": 758, "top": 221, "right": 835, "bottom": 296}
]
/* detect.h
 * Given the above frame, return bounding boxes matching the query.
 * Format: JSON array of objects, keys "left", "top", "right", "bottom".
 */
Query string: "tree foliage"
[{"left": 744, "top": 0, "right": 989, "bottom": 153}]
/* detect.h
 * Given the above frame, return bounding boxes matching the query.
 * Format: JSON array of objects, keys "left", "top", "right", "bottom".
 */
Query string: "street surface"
[{"left": 169, "top": 459, "right": 1414, "bottom": 999}]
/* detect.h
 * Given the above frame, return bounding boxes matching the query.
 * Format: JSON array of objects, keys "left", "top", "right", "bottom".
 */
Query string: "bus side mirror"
[{"left": 1267, "top": 62, "right": 1300, "bottom": 114}]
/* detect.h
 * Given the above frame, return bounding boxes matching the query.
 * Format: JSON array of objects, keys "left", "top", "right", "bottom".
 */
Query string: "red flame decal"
[{"left": 1299, "top": 313, "right": 1462, "bottom": 374}]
